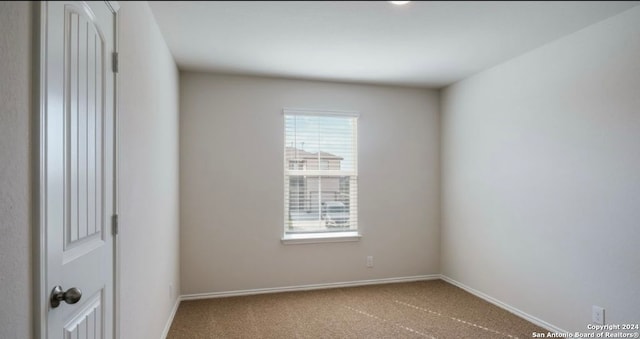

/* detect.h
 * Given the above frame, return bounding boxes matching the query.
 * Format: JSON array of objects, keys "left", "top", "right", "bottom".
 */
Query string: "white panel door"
[{"left": 43, "top": 2, "right": 117, "bottom": 338}]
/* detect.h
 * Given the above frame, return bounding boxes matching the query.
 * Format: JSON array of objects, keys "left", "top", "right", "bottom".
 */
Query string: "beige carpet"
[{"left": 167, "top": 280, "right": 545, "bottom": 338}]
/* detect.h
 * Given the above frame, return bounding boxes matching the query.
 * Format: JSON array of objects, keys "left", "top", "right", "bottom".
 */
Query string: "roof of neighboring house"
[{"left": 285, "top": 147, "right": 343, "bottom": 160}]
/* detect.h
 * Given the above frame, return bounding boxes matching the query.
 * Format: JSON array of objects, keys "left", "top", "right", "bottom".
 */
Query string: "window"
[
  {"left": 283, "top": 109, "right": 358, "bottom": 242},
  {"left": 320, "top": 160, "right": 330, "bottom": 170},
  {"left": 289, "top": 160, "right": 306, "bottom": 170}
]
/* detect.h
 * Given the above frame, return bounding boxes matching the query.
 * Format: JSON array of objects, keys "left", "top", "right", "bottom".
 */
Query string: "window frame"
[{"left": 281, "top": 108, "right": 360, "bottom": 244}]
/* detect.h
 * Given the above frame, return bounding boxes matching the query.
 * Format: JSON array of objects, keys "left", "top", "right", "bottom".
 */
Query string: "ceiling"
[{"left": 148, "top": 1, "right": 638, "bottom": 88}]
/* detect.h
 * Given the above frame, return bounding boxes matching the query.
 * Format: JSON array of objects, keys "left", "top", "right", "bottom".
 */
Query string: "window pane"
[
  {"left": 284, "top": 115, "right": 356, "bottom": 173},
  {"left": 285, "top": 175, "right": 357, "bottom": 233},
  {"left": 284, "top": 111, "right": 358, "bottom": 235}
]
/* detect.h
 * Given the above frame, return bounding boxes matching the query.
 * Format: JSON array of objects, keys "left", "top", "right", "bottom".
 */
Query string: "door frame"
[{"left": 33, "top": 1, "right": 121, "bottom": 338}]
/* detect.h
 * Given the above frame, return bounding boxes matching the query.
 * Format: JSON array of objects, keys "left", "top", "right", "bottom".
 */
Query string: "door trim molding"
[{"left": 34, "top": 2, "right": 47, "bottom": 337}]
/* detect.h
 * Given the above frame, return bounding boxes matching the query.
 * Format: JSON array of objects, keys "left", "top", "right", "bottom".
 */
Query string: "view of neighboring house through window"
[{"left": 284, "top": 110, "right": 358, "bottom": 235}]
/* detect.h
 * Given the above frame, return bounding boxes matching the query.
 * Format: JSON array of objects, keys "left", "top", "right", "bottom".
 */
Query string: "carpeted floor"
[{"left": 167, "top": 280, "right": 546, "bottom": 338}]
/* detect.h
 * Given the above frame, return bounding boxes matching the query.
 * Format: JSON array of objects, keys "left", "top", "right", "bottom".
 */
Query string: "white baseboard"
[
  {"left": 180, "top": 274, "right": 440, "bottom": 301},
  {"left": 161, "top": 297, "right": 181, "bottom": 339},
  {"left": 439, "top": 275, "right": 566, "bottom": 334},
  {"left": 173, "top": 275, "right": 565, "bottom": 336}
]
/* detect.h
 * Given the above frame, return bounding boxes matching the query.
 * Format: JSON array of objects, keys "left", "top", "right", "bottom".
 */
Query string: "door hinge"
[
  {"left": 111, "top": 214, "right": 119, "bottom": 235},
  {"left": 112, "top": 52, "right": 119, "bottom": 73}
]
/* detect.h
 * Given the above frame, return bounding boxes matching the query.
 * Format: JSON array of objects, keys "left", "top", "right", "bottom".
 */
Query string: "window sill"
[{"left": 281, "top": 231, "right": 361, "bottom": 245}]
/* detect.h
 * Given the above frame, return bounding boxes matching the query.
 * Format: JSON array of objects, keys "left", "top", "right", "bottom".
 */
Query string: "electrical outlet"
[
  {"left": 366, "top": 256, "right": 373, "bottom": 268},
  {"left": 592, "top": 305, "right": 605, "bottom": 325}
]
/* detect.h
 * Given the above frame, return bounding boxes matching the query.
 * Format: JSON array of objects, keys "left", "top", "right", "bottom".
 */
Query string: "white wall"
[
  {"left": 118, "top": 2, "right": 180, "bottom": 338},
  {"left": 0, "top": 2, "right": 32, "bottom": 338},
  {"left": 441, "top": 6, "right": 640, "bottom": 331},
  {"left": 180, "top": 73, "right": 440, "bottom": 294}
]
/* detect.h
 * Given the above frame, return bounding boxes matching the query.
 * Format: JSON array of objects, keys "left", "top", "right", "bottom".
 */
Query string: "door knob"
[{"left": 50, "top": 286, "right": 82, "bottom": 308}]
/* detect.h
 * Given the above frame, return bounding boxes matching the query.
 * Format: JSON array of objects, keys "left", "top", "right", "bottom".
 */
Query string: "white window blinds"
[{"left": 284, "top": 110, "right": 358, "bottom": 234}]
